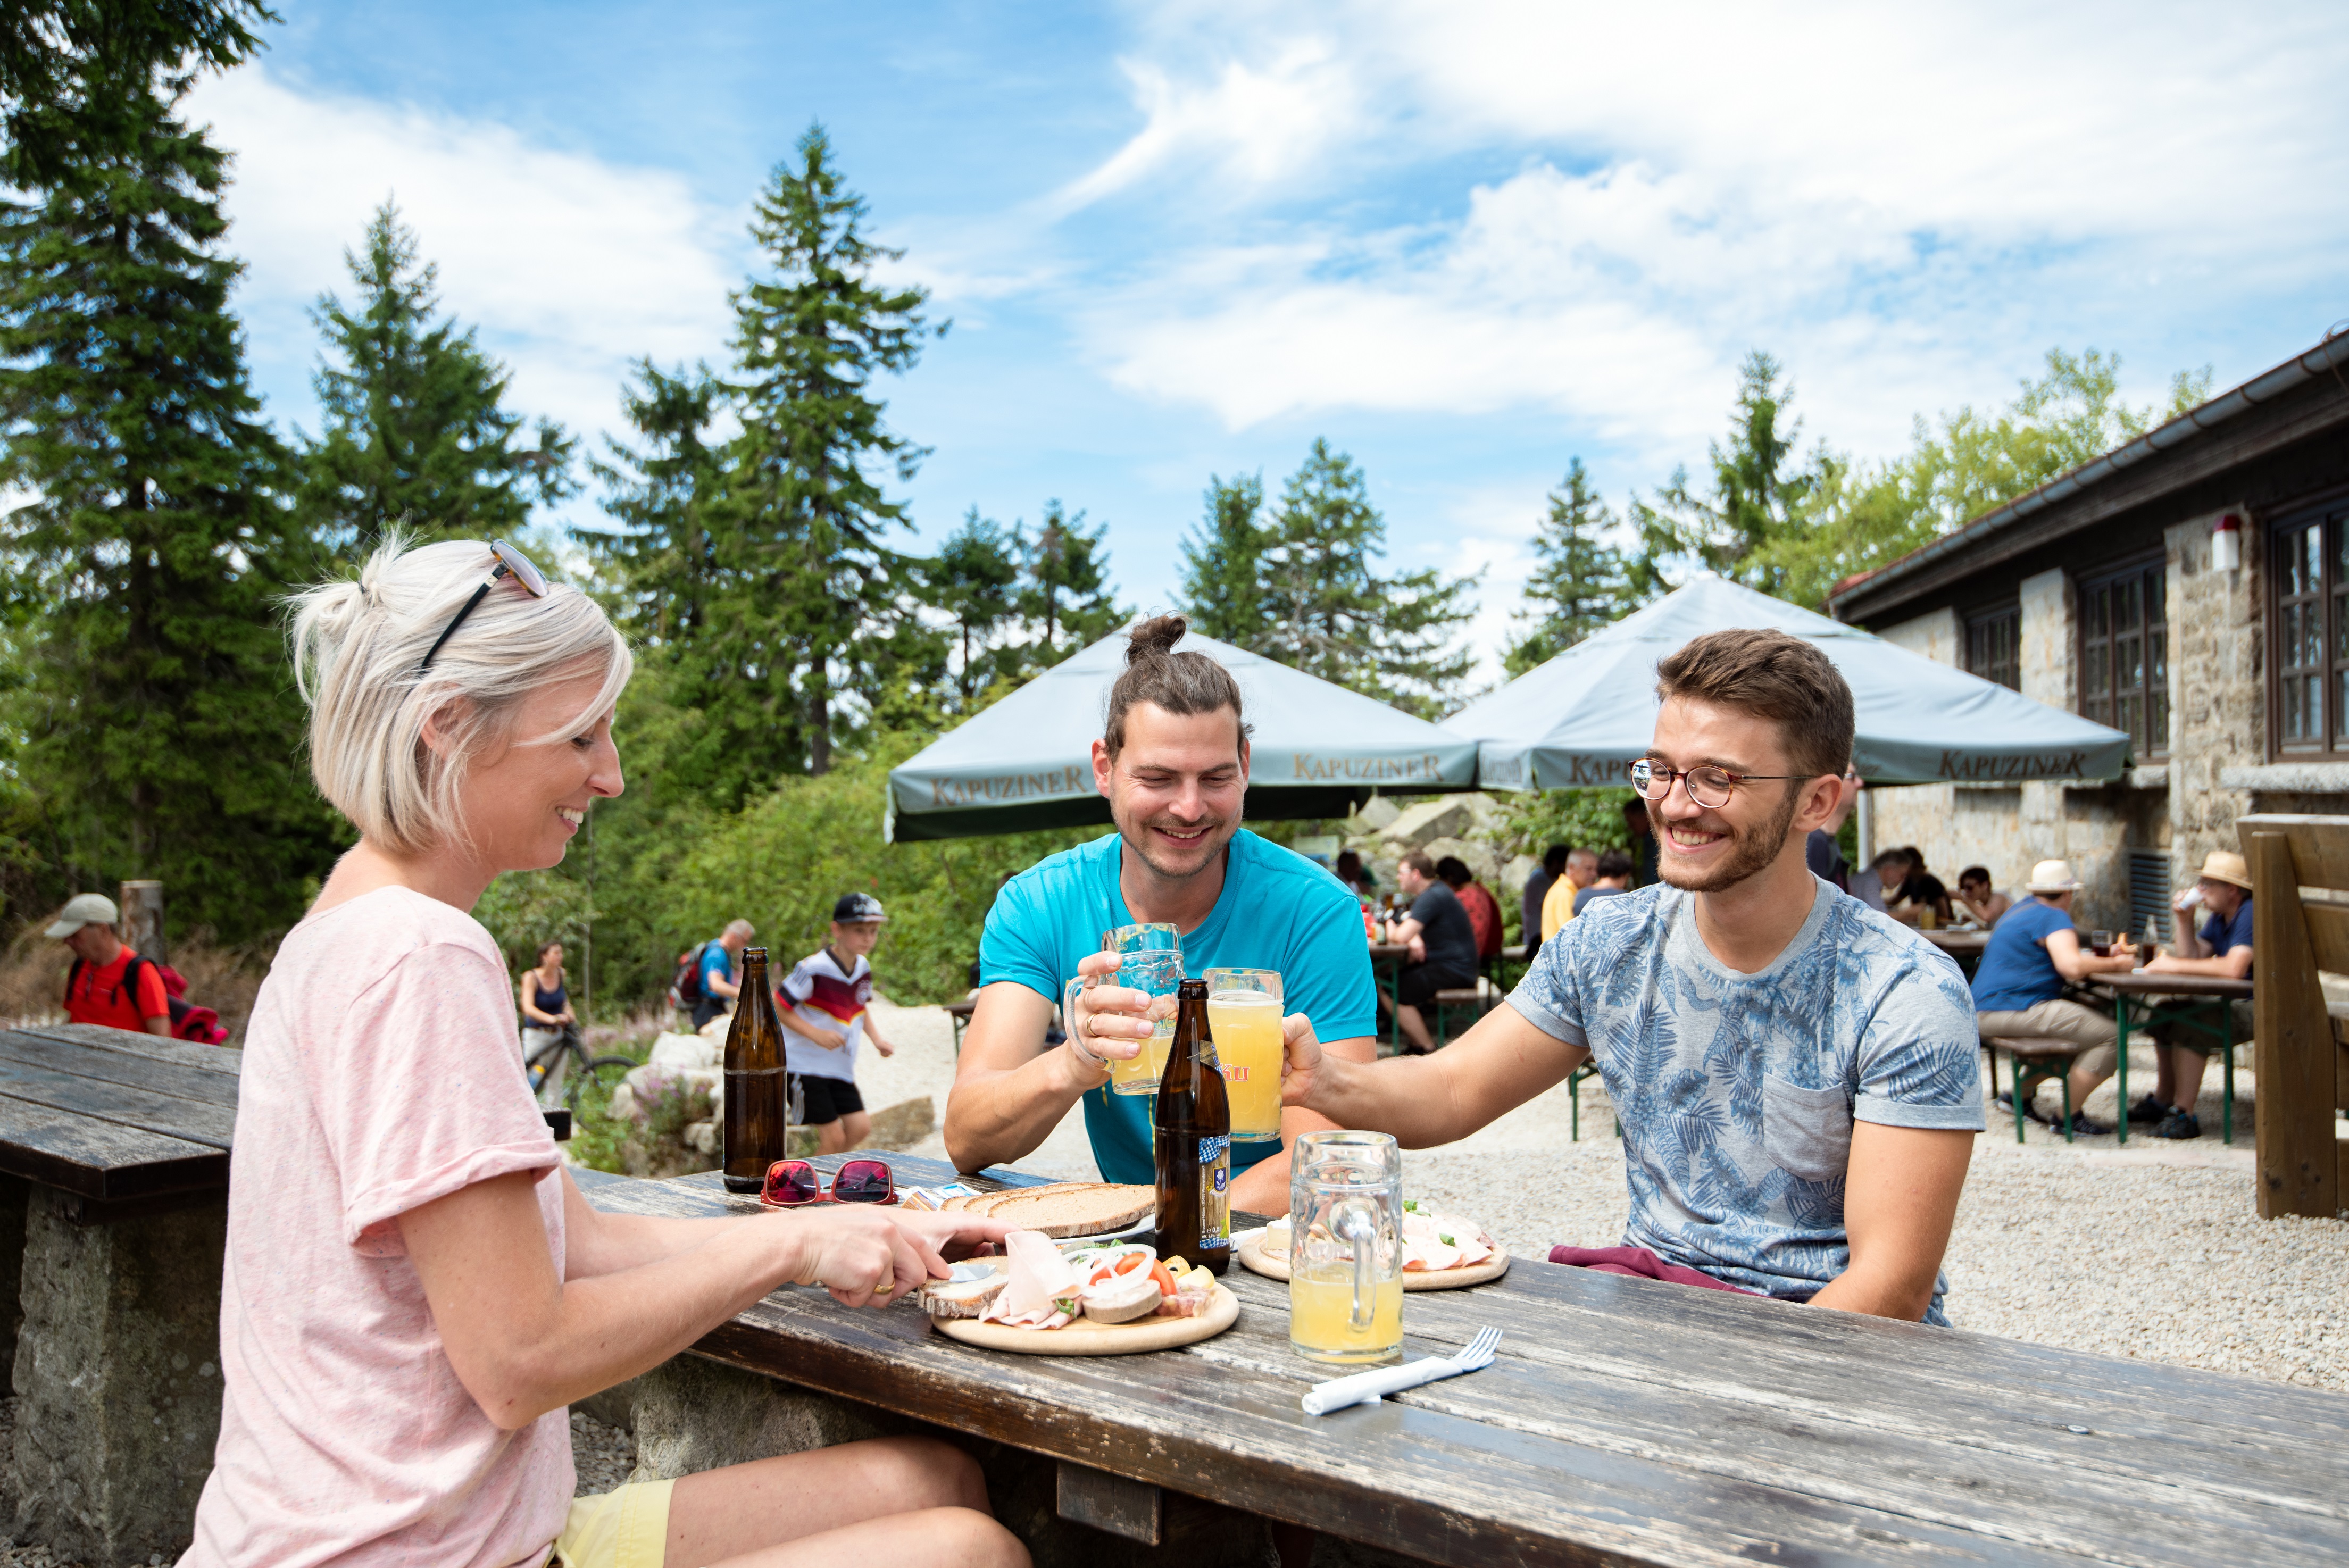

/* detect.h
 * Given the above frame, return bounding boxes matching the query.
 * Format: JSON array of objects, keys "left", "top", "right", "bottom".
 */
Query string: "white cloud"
[
  {"left": 188, "top": 65, "right": 744, "bottom": 450},
  {"left": 1063, "top": 2, "right": 2349, "bottom": 457}
]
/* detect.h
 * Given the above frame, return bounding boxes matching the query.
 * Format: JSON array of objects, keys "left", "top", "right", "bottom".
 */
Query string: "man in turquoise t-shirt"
[{"left": 945, "top": 616, "right": 1379, "bottom": 1216}]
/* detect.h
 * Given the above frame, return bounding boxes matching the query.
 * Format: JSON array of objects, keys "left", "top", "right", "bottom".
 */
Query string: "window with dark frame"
[
  {"left": 1965, "top": 606, "right": 2020, "bottom": 691},
  {"left": 2270, "top": 502, "right": 2349, "bottom": 755},
  {"left": 2078, "top": 562, "right": 2168, "bottom": 759}
]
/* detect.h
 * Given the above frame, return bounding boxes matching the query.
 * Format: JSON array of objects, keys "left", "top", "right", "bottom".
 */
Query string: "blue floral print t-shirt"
[{"left": 1509, "top": 876, "right": 1984, "bottom": 1323}]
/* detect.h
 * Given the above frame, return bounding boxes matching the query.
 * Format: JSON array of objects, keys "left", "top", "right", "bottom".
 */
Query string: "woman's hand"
[
  {"left": 1065, "top": 950, "right": 1157, "bottom": 1066},
  {"left": 779, "top": 1208, "right": 1013, "bottom": 1308}
]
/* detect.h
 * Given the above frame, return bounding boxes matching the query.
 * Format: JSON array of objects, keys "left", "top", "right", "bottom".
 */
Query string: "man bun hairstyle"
[
  {"left": 1102, "top": 614, "right": 1252, "bottom": 757},
  {"left": 1653, "top": 628, "right": 1854, "bottom": 783}
]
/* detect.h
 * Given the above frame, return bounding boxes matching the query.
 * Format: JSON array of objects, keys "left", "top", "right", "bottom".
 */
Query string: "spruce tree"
[
  {"left": 1503, "top": 458, "right": 1632, "bottom": 675},
  {"left": 1629, "top": 350, "right": 1823, "bottom": 597},
  {"left": 928, "top": 508, "right": 1020, "bottom": 706},
  {"left": 724, "top": 122, "right": 938, "bottom": 775},
  {"left": 587, "top": 359, "right": 724, "bottom": 647},
  {"left": 1176, "top": 473, "right": 1269, "bottom": 648},
  {"left": 1011, "top": 501, "right": 1123, "bottom": 671},
  {"left": 1256, "top": 440, "right": 1475, "bottom": 716},
  {"left": 0, "top": 17, "right": 338, "bottom": 942},
  {"left": 299, "top": 201, "right": 573, "bottom": 552}
]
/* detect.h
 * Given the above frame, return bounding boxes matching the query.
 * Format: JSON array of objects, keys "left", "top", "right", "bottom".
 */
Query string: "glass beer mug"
[
  {"left": 1288, "top": 1130, "right": 1403, "bottom": 1364},
  {"left": 1068, "top": 923, "right": 1182, "bottom": 1095}
]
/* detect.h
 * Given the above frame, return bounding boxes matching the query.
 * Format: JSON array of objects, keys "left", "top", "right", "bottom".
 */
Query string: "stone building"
[{"left": 1828, "top": 333, "right": 2349, "bottom": 938}]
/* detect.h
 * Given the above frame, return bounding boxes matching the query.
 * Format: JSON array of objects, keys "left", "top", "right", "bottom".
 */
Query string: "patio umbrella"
[
  {"left": 1448, "top": 573, "right": 2131, "bottom": 789},
  {"left": 887, "top": 625, "right": 1481, "bottom": 841}
]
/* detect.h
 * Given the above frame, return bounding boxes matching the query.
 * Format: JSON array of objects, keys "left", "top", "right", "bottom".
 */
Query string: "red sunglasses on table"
[{"left": 759, "top": 1157, "right": 896, "bottom": 1208}]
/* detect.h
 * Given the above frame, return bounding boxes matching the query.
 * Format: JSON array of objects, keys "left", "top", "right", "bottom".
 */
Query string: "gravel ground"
[{"left": 573, "top": 1409, "right": 638, "bottom": 1495}]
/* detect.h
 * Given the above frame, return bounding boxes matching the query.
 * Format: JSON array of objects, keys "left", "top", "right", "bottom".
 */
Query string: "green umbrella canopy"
[
  {"left": 887, "top": 624, "right": 1480, "bottom": 842},
  {"left": 1447, "top": 574, "right": 2131, "bottom": 790}
]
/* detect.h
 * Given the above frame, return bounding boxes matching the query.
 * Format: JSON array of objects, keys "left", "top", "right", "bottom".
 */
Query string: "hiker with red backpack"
[{"left": 51, "top": 892, "right": 230, "bottom": 1044}]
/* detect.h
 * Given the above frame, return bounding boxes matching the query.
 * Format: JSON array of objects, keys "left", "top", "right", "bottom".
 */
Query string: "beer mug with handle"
[
  {"left": 1289, "top": 1131, "right": 1403, "bottom": 1364},
  {"left": 1069, "top": 923, "right": 1182, "bottom": 1095}
]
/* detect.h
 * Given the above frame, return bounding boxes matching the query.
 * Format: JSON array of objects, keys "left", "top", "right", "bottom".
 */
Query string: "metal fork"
[{"left": 1302, "top": 1327, "right": 1504, "bottom": 1415}]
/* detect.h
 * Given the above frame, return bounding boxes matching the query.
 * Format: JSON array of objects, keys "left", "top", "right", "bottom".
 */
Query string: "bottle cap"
[{"left": 1178, "top": 978, "right": 1207, "bottom": 997}]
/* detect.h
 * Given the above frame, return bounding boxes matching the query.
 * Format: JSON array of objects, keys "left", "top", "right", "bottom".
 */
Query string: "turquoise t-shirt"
[{"left": 979, "top": 830, "right": 1379, "bottom": 1185}]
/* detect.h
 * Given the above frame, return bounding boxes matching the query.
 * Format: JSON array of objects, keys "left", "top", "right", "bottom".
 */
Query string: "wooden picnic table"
[
  {"left": 0, "top": 1020, "right": 571, "bottom": 1567},
  {"left": 580, "top": 1148, "right": 2349, "bottom": 1568},
  {"left": 2095, "top": 972, "right": 2255, "bottom": 1145},
  {"left": 1919, "top": 927, "right": 1990, "bottom": 977}
]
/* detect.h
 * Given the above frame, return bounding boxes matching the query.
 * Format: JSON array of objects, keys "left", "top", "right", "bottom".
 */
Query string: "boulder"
[
  {"left": 867, "top": 1096, "right": 936, "bottom": 1150},
  {"left": 1419, "top": 835, "right": 1504, "bottom": 885},
  {"left": 1380, "top": 797, "right": 1476, "bottom": 849},
  {"left": 621, "top": 1063, "right": 720, "bottom": 1122},
  {"left": 1352, "top": 796, "right": 1402, "bottom": 832},
  {"left": 681, "top": 1119, "right": 719, "bottom": 1155},
  {"left": 649, "top": 1031, "right": 720, "bottom": 1071}
]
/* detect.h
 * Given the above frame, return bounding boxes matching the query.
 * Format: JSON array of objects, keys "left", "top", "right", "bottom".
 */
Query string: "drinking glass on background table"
[
  {"left": 1074, "top": 923, "right": 1182, "bottom": 1095},
  {"left": 1204, "top": 968, "right": 1284, "bottom": 1143},
  {"left": 1289, "top": 1130, "right": 1403, "bottom": 1365},
  {"left": 2089, "top": 929, "right": 2114, "bottom": 958}
]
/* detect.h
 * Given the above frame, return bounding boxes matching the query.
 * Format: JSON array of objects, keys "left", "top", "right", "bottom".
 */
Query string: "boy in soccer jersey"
[{"left": 778, "top": 893, "right": 898, "bottom": 1154}]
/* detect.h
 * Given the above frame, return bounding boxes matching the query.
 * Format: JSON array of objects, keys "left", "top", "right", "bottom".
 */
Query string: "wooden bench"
[
  {"left": 944, "top": 998, "right": 975, "bottom": 1054},
  {"left": 1430, "top": 981, "right": 1502, "bottom": 1047},
  {"left": 1979, "top": 1035, "right": 2081, "bottom": 1141},
  {"left": 2236, "top": 813, "right": 2349, "bottom": 1218}
]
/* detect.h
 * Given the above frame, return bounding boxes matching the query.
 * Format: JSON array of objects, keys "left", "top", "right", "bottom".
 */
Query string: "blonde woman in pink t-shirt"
[{"left": 186, "top": 537, "right": 1026, "bottom": 1568}]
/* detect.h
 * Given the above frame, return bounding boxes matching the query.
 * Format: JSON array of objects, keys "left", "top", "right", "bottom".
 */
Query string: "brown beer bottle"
[
  {"left": 721, "top": 948, "right": 789, "bottom": 1193},
  {"left": 1154, "top": 978, "right": 1231, "bottom": 1273}
]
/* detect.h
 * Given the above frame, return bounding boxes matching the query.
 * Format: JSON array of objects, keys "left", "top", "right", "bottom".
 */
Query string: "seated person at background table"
[
  {"left": 1435, "top": 855, "right": 1504, "bottom": 966},
  {"left": 1540, "top": 846, "right": 1598, "bottom": 941},
  {"left": 187, "top": 536, "right": 1022, "bottom": 1568},
  {"left": 1803, "top": 771, "right": 1860, "bottom": 894},
  {"left": 1970, "top": 860, "right": 2139, "bottom": 1135},
  {"left": 1380, "top": 852, "right": 1481, "bottom": 1055},
  {"left": 1521, "top": 842, "right": 1570, "bottom": 956},
  {"left": 945, "top": 616, "right": 1378, "bottom": 1216},
  {"left": 1955, "top": 865, "right": 2010, "bottom": 928},
  {"left": 1621, "top": 796, "right": 1660, "bottom": 886},
  {"left": 1334, "top": 848, "right": 1376, "bottom": 903},
  {"left": 1250, "top": 629, "right": 1987, "bottom": 1324},
  {"left": 1572, "top": 848, "right": 1635, "bottom": 914},
  {"left": 2127, "top": 850, "right": 2256, "bottom": 1142},
  {"left": 1876, "top": 847, "right": 1954, "bottom": 928}
]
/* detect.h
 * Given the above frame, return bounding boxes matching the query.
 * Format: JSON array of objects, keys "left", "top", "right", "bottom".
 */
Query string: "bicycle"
[{"left": 524, "top": 1023, "right": 637, "bottom": 1113}]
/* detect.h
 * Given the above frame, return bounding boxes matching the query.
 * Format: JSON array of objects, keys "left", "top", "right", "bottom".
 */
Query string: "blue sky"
[{"left": 193, "top": 2, "right": 2349, "bottom": 681}]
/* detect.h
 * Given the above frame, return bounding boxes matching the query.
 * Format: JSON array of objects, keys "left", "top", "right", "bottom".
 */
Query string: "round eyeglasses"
[
  {"left": 1628, "top": 758, "right": 1817, "bottom": 811},
  {"left": 417, "top": 541, "right": 549, "bottom": 671}
]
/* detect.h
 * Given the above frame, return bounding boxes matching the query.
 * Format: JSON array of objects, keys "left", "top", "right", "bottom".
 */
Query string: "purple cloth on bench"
[{"left": 1547, "top": 1244, "right": 1762, "bottom": 1295}]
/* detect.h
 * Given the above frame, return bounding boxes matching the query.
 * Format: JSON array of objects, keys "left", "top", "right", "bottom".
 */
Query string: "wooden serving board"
[
  {"left": 1236, "top": 1230, "right": 1510, "bottom": 1291},
  {"left": 934, "top": 1280, "right": 1240, "bottom": 1356}
]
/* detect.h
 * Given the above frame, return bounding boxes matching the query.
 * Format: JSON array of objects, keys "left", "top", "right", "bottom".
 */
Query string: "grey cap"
[
  {"left": 46, "top": 893, "right": 119, "bottom": 940},
  {"left": 832, "top": 892, "right": 887, "bottom": 924}
]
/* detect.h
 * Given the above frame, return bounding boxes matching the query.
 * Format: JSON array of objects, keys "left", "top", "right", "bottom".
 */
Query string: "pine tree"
[
  {"left": 1010, "top": 501, "right": 1123, "bottom": 672},
  {"left": 724, "top": 123, "right": 939, "bottom": 775},
  {"left": 1628, "top": 350, "right": 1823, "bottom": 598},
  {"left": 0, "top": 15, "right": 339, "bottom": 942},
  {"left": 928, "top": 508, "right": 1021, "bottom": 706},
  {"left": 1504, "top": 458, "right": 1632, "bottom": 675},
  {"left": 1, "top": 2, "right": 271, "bottom": 186},
  {"left": 1255, "top": 440, "right": 1475, "bottom": 716},
  {"left": 299, "top": 201, "right": 573, "bottom": 552},
  {"left": 587, "top": 359, "right": 725, "bottom": 647},
  {"left": 1176, "top": 473, "right": 1269, "bottom": 648}
]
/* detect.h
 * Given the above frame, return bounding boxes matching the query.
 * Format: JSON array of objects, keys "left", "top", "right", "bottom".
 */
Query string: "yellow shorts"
[{"left": 549, "top": 1479, "right": 675, "bottom": 1568}]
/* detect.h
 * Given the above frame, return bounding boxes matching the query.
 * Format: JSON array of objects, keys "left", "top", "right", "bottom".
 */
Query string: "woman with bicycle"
[
  {"left": 521, "top": 939, "right": 577, "bottom": 1100},
  {"left": 185, "top": 536, "right": 1025, "bottom": 1568}
]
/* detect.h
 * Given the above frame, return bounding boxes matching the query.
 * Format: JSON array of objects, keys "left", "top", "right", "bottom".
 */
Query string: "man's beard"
[
  {"left": 1656, "top": 786, "right": 1801, "bottom": 894},
  {"left": 1122, "top": 811, "right": 1232, "bottom": 881}
]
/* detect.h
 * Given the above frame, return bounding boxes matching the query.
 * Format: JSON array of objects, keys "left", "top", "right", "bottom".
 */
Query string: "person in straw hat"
[
  {"left": 1969, "top": 859, "right": 2142, "bottom": 1135},
  {"left": 2130, "top": 850, "right": 2255, "bottom": 1140}
]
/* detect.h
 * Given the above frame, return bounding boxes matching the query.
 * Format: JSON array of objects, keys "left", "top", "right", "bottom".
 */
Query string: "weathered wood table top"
[
  {"left": 577, "top": 1149, "right": 2349, "bottom": 1568},
  {"left": 2097, "top": 972, "right": 2256, "bottom": 999},
  {"left": 1919, "top": 928, "right": 1990, "bottom": 957},
  {"left": 0, "top": 1023, "right": 241, "bottom": 1210}
]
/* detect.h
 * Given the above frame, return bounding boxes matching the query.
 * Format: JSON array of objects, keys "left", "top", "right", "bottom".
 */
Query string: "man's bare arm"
[
  {"left": 1285, "top": 1003, "right": 1584, "bottom": 1150},
  {"left": 942, "top": 982, "right": 1104, "bottom": 1174},
  {"left": 1806, "top": 1122, "right": 1972, "bottom": 1321},
  {"left": 1228, "top": 1034, "right": 1375, "bottom": 1215}
]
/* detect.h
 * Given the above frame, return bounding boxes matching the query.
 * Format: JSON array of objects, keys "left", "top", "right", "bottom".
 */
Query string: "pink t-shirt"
[{"left": 186, "top": 887, "right": 572, "bottom": 1568}]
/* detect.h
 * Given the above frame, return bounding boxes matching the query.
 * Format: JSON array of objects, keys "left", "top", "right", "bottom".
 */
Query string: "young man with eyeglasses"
[{"left": 1275, "top": 628, "right": 1985, "bottom": 1324}]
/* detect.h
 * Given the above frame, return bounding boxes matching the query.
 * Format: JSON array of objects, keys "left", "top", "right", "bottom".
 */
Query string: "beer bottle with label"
[
  {"left": 721, "top": 947, "right": 789, "bottom": 1192},
  {"left": 1154, "top": 977, "right": 1231, "bottom": 1273}
]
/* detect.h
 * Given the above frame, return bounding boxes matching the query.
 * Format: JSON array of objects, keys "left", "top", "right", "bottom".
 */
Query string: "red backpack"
[{"left": 65, "top": 953, "right": 230, "bottom": 1045}]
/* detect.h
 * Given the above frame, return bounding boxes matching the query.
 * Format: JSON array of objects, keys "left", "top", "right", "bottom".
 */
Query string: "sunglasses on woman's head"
[
  {"left": 760, "top": 1157, "right": 895, "bottom": 1208},
  {"left": 417, "top": 540, "right": 550, "bottom": 672}
]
